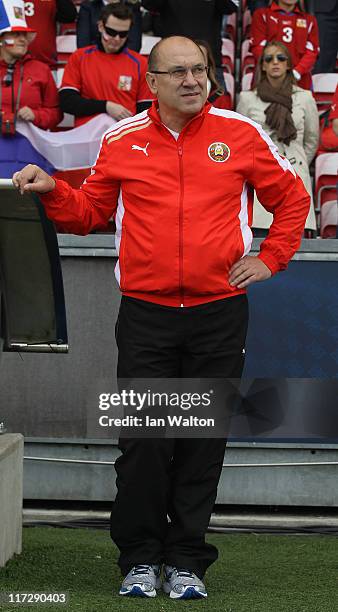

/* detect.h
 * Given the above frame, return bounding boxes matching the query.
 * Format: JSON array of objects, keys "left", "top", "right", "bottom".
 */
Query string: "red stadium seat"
[
  {"left": 225, "top": 12, "right": 237, "bottom": 43},
  {"left": 312, "top": 73, "right": 338, "bottom": 115},
  {"left": 242, "top": 9, "right": 251, "bottom": 40},
  {"left": 221, "top": 38, "right": 235, "bottom": 74},
  {"left": 58, "top": 22, "right": 77, "bottom": 35},
  {"left": 315, "top": 153, "right": 338, "bottom": 237},
  {"left": 241, "top": 39, "right": 255, "bottom": 77},
  {"left": 223, "top": 72, "right": 235, "bottom": 109}
]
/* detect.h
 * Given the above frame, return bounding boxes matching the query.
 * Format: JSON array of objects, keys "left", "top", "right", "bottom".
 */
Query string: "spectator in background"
[
  {"left": 196, "top": 40, "right": 232, "bottom": 109},
  {"left": 237, "top": 41, "right": 319, "bottom": 232},
  {"left": 308, "top": 0, "right": 338, "bottom": 74},
  {"left": 141, "top": 0, "right": 239, "bottom": 88},
  {"left": 250, "top": 0, "right": 319, "bottom": 90},
  {"left": 59, "top": 3, "right": 152, "bottom": 126},
  {"left": 25, "top": 0, "right": 77, "bottom": 68},
  {"left": 248, "top": 0, "right": 269, "bottom": 12},
  {"left": 77, "top": 0, "right": 142, "bottom": 52},
  {"left": 319, "top": 85, "right": 338, "bottom": 151},
  {"left": 0, "top": 12, "right": 62, "bottom": 129},
  {"left": 331, "top": 87, "right": 338, "bottom": 138},
  {"left": 0, "top": 0, "right": 62, "bottom": 176}
]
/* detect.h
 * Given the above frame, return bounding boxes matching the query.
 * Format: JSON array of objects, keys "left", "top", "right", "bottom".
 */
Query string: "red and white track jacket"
[
  {"left": 250, "top": 2, "right": 319, "bottom": 90},
  {"left": 41, "top": 102, "right": 310, "bottom": 307}
]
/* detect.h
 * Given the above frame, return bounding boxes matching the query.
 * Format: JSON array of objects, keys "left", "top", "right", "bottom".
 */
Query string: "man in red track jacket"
[
  {"left": 13, "top": 36, "right": 310, "bottom": 600},
  {"left": 250, "top": 0, "right": 319, "bottom": 89}
]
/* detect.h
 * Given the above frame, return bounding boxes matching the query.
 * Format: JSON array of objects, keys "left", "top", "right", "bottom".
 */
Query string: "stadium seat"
[
  {"left": 223, "top": 72, "right": 235, "bottom": 109},
  {"left": 225, "top": 12, "right": 237, "bottom": 43},
  {"left": 241, "top": 39, "right": 255, "bottom": 77},
  {"left": 315, "top": 153, "right": 338, "bottom": 238},
  {"left": 54, "top": 68, "right": 64, "bottom": 89},
  {"left": 221, "top": 38, "right": 235, "bottom": 74},
  {"left": 242, "top": 9, "right": 251, "bottom": 40},
  {"left": 56, "top": 35, "right": 77, "bottom": 66},
  {"left": 312, "top": 73, "right": 338, "bottom": 115},
  {"left": 58, "top": 22, "right": 77, "bottom": 36},
  {"left": 140, "top": 35, "right": 161, "bottom": 58},
  {"left": 241, "top": 72, "right": 253, "bottom": 91}
]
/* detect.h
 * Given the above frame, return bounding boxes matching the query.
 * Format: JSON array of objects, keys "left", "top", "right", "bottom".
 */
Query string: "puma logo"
[{"left": 131, "top": 142, "right": 150, "bottom": 157}]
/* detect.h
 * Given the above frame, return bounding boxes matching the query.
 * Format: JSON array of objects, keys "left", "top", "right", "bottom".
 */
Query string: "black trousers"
[
  {"left": 313, "top": 8, "right": 338, "bottom": 73},
  {"left": 110, "top": 295, "right": 248, "bottom": 579}
]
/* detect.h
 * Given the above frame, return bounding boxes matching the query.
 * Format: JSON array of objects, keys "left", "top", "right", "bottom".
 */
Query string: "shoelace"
[
  {"left": 172, "top": 568, "right": 195, "bottom": 579},
  {"left": 132, "top": 565, "right": 153, "bottom": 576}
]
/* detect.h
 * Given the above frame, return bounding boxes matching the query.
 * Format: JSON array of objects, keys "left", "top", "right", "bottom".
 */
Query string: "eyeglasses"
[
  {"left": 2, "top": 64, "right": 15, "bottom": 87},
  {"left": 103, "top": 25, "right": 130, "bottom": 39},
  {"left": 263, "top": 54, "right": 288, "bottom": 63},
  {"left": 150, "top": 65, "right": 208, "bottom": 81}
]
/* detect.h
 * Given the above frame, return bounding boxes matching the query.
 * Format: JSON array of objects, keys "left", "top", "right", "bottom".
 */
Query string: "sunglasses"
[
  {"left": 263, "top": 54, "right": 288, "bottom": 63},
  {"left": 103, "top": 25, "right": 130, "bottom": 39}
]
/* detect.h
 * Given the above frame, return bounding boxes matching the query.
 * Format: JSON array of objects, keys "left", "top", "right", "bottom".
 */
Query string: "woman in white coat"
[{"left": 237, "top": 40, "right": 319, "bottom": 232}]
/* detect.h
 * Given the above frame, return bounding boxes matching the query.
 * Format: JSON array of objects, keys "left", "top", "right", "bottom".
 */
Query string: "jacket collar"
[
  {"left": 96, "top": 36, "right": 129, "bottom": 55},
  {"left": 270, "top": 2, "right": 303, "bottom": 14},
  {"left": 148, "top": 100, "right": 212, "bottom": 134},
  {"left": 0, "top": 53, "right": 31, "bottom": 69}
]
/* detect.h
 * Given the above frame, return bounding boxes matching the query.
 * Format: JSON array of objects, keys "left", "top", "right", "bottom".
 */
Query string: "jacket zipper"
[{"left": 178, "top": 144, "right": 184, "bottom": 307}]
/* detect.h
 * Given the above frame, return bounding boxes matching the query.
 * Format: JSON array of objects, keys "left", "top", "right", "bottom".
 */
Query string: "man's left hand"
[
  {"left": 17, "top": 107, "right": 35, "bottom": 122},
  {"left": 229, "top": 256, "right": 272, "bottom": 289}
]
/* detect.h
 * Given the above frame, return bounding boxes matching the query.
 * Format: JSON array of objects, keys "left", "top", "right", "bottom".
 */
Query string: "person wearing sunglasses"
[
  {"left": 237, "top": 40, "right": 319, "bottom": 234},
  {"left": 250, "top": 0, "right": 319, "bottom": 90},
  {"left": 59, "top": 3, "right": 153, "bottom": 125},
  {"left": 77, "top": 0, "right": 142, "bottom": 53}
]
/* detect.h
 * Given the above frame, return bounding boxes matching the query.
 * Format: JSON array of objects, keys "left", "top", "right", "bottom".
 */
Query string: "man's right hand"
[
  {"left": 12, "top": 164, "right": 56, "bottom": 195},
  {"left": 106, "top": 101, "right": 133, "bottom": 121}
]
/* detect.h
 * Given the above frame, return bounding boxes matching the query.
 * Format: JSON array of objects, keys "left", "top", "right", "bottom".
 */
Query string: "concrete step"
[{"left": 0, "top": 434, "right": 24, "bottom": 566}]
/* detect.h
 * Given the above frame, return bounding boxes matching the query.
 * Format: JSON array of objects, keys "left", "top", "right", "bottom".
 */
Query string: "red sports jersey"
[
  {"left": 25, "top": 0, "right": 58, "bottom": 67},
  {"left": 60, "top": 46, "right": 152, "bottom": 127},
  {"left": 250, "top": 2, "right": 319, "bottom": 90}
]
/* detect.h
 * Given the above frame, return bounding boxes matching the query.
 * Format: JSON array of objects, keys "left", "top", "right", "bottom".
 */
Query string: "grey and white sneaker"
[
  {"left": 163, "top": 565, "right": 207, "bottom": 599},
  {"left": 119, "top": 564, "right": 161, "bottom": 597}
]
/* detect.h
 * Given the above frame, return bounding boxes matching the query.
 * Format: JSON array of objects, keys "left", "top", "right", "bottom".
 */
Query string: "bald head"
[
  {"left": 148, "top": 36, "right": 205, "bottom": 72},
  {"left": 145, "top": 35, "right": 208, "bottom": 133}
]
